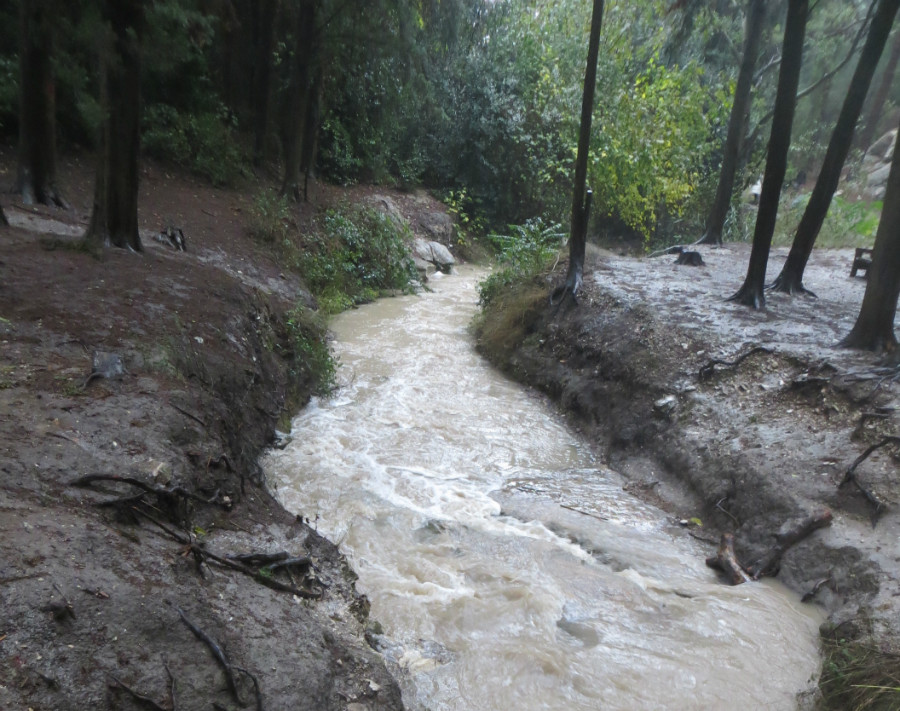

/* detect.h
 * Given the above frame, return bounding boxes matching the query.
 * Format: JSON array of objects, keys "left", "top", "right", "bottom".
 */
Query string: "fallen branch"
[
  {"left": 801, "top": 576, "right": 832, "bottom": 603},
  {"left": 839, "top": 437, "right": 899, "bottom": 524},
  {"left": 699, "top": 346, "right": 774, "bottom": 381},
  {"left": 706, "top": 533, "right": 753, "bottom": 584},
  {"left": 108, "top": 674, "right": 169, "bottom": 711},
  {"left": 70, "top": 474, "right": 223, "bottom": 507},
  {"left": 176, "top": 608, "right": 242, "bottom": 705},
  {"left": 747, "top": 509, "right": 833, "bottom": 578}
]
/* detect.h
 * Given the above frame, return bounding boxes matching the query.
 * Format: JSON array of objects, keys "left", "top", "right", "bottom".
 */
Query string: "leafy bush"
[
  {"left": 142, "top": 103, "right": 247, "bottom": 186},
  {"left": 283, "top": 305, "right": 336, "bottom": 395},
  {"left": 773, "top": 194, "right": 882, "bottom": 249},
  {"left": 248, "top": 189, "right": 293, "bottom": 244},
  {"left": 478, "top": 218, "right": 565, "bottom": 307},
  {"left": 293, "top": 206, "right": 419, "bottom": 314}
]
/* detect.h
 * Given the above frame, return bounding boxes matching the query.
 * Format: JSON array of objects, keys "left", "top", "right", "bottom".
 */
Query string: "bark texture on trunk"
[
  {"left": 252, "top": 0, "right": 279, "bottom": 165},
  {"left": 18, "top": 0, "right": 66, "bottom": 208},
  {"left": 281, "top": 0, "right": 316, "bottom": 201},
  {"left": 698, "top": 0, "right": 766, "bottom": 246},
  {"left": 552, "top": 0, "right": 604, "bottom": 306},
  {"left": 841, "top": 126, "right": 900, "bottom": 352},
  {"left": 771, "top": 0, "right": 900, "bottom": 295},
  {"left": 729, "top": 0, "right": 808, "bottom": 309},
  {"left": 83, "top": 0, "right": 144, "bottom": 252}
]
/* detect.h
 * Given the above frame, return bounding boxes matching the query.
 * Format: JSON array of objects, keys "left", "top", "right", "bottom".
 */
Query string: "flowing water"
[{"left": 264, "top": 266, "right": 822, "bottom": 711}]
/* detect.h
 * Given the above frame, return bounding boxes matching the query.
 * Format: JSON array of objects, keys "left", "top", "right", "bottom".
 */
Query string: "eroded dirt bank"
[
  {"left": 476, "top": 244, "right": 900, "bottom": 681},
  {"left": 0, "top": 160, "right": 407, "bottom": 710}
]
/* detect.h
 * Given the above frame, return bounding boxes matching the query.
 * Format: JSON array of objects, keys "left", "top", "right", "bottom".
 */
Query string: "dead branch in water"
[
  {"left": 706, "top": 533, "right": 753, "bottom": 584},
  {"left": 698, "top": 346, "right": 774, "bottom": 381}
]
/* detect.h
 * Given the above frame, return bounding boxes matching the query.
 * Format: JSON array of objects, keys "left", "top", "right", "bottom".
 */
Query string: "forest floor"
[
  {"left": 2, "top": 143, "right": 900, "bottom": 709},
  {"left": 0, "top": 149, "right": 428, "bottom": 711},
  {"left": 477, "top": 239, "right": 900, "bottom": 706}
]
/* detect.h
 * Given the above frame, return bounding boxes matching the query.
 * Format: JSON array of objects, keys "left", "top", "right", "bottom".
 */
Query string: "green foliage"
[
  {"left": 819, "top": 636, "right": 900, "bottom": 711},
  {"left": 283, "top": 304, "right": 336, "bottom": 395},
  {"left": 478, "top": 218, "right": 564, "bottom": 307},
  {"left": 0, "top": 55, "right": 17, "bottom": 136},
  {"left": 773, "top": 194, "right": 882, "bottom": 249},
  {"left": 142, "top": 103, "right": 247, "bottom": 186},
  {"left": 292, "top": 206, "right": 419, "bottom": 315},
  {"left": 443, "top": 188, "right": 487, "bottom": 245},
  {"left": 248, "top": 189, "right": 293, "bottom": 244}
]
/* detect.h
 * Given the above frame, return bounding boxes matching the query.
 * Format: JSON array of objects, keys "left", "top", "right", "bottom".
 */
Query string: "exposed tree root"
[
  {"left": 108, "top": 674, "right": 170, "bottom": 711},
  {"left": 699, "top": 346, "right": 774, "bottom": 381},
  {"left": 767, "top": 272, "right": 818, "bottom": 297},
  {"left": 839, "top": 437, "right": 899, "bottom": 525},
  {"left": 747, "top": 509, "right": 833, "bottom": 578},
  {"left": 177, "top": 608, "right": 243, "bottom": 705},
  {"left": 707, "top": 510, "right": 833, "bottom": 585},
  {"left": 706, "top": 533, "right": 753, "bottom": 584},
  {"left": 727, "top": 283, "right": 766, "bottom": 310}
]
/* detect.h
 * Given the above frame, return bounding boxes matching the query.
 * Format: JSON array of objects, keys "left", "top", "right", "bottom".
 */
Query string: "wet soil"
[
  {"left": 0, "top": 151, "right": 429, "bottom": 710},
  {"left": 476, "top": 242, "right": 900, "bottom": 666}
]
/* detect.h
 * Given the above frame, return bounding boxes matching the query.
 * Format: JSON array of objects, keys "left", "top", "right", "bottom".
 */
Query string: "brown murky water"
[{"left": 264, "top": 266, "right": 821, "bottom": 711}]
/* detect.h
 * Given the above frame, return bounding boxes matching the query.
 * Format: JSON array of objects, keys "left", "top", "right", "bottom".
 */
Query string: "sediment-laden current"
[{"left": 264, "top": 266, "right": 821, "bottom": 710}]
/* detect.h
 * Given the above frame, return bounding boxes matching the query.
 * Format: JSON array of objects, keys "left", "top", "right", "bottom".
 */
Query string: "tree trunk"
[
  {"left": 17, "top": 0, "right": 65, "bottom": 208},
  {"left": 280, "top": 0, "right": 316, "bottom": 201},
  {"left": 729, "top": 0, "right": 808, "bottom": 309},
  {"left": 252, "top": 0, "right": 278, "bottom": 166},
  {"left": 0, "top": 206, "right": 7, "bottom": 226},
  {"left": 698, "top": 0, "right": 766, "bottom": 246},
  {"left": 771, "top": 0, "right": 900, "bottom": 296},
  {"left": 840, "top": 126, "right": 900, "bottom": 352},
  {"left": 551, "top": 0, "right": 604, "bottom": 306},
  {"left": 858, "top": 26, "right": 900, "bottom": 153},
  {"left": 82, "top": 0, "right": 143, "bottom": 253},
  {"left": 300, "top": 62, "right": 324, "bottom": 201}
]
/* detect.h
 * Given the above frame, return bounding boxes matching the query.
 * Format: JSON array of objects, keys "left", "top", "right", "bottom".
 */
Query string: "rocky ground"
[
  {"left": 476, "top": 241, "right": 900, "bottom": 704},
  {"left": 0, "top": 151, "right": 459, "bottom": 710}
]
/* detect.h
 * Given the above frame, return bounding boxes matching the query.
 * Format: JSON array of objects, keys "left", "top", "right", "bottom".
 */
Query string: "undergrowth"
[
  {"left": 819, "top": 636, "right": 900, "bottom": 711},
  {"left": 478, "top": 218, "right": 564, "bottom": 308},
  {"left": 283, "top": 304, "right": 336, "bottom": 395}
]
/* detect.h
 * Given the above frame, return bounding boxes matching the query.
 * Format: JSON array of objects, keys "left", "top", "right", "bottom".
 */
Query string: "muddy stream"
[{"left": 264, "top": 266, "right": 822, "bottom": 710}]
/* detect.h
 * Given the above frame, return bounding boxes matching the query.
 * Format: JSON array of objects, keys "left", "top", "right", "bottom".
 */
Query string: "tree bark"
[
  {"left": 280, "top": 0, "right": 317, "bottom": 201},
  {"left": 82, "top": 0, "right": 144, "bottom": 252},
  {"left": 17, "top": 0, "right": 66, "bottom": 208},
  {"left": 698, "top": 0, "right": 766, "bottom": 246},
  {"left": 858, "top": 26, "right": 900, "bottom": 153},
  {"left": 252, "top": 0, "right": 279, "bottom": 166},
  {"left": 552, "top": 0, "right": 604, "bottom": 305},
  {"left": 840, "top": 125, "right": 900, "bottom": 352},
  {"left": 729, "top": 0, "right": 808, "bottom": 309},
  {"left": 299, "top": 62, "right": 324, "bottom": 201},
  {"left": 771, "top": 0, "right": 900, "bottom": 296}
]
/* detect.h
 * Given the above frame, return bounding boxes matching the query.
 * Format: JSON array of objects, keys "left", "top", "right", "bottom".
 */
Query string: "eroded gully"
[{"left": 263, "top": 266, "right": 821, "bottom": 711}]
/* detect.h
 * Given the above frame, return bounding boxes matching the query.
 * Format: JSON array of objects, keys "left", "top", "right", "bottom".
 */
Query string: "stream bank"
[
  {"left": 0, "top": 158, "right": 412, "bottom": 710},
  {"left": 475, "top": 244, "right": 900, "bottom": 706}
]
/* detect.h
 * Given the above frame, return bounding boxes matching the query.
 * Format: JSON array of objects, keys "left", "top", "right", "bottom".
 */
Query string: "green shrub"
[
  {"left": 283, "top": 305, "right": 336, "bottom": 395},
  {"left": 478, "top": 218, "right": 565, "bottom": 307},
  {"left": 248, "top": 189, "right": 293, "bottom": 244},
  {"left": 294, "top": 206, "right": 419, "bottom": 314},
  {"left": 142, "top": 103, "right": 247, "bottom": 186}
]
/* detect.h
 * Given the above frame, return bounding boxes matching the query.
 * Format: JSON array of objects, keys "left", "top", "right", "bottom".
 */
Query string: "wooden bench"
[{"left": 851, "top": 247, "right": 873, "bottom": 278}]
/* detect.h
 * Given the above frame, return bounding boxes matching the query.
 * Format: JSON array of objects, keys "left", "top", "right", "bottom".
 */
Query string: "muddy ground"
[
  {"left": 476, "top": 241, "right": 900, "bottom": 682},
  {"left": 0, "top": 151, "right": 434, "bottom": 710}
]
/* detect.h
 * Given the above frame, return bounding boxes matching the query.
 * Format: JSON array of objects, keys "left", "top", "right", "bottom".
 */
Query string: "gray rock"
[
  {"left": 367, "top": 195, "right": 408, "bottom": 231},
  {"left": 413, "top": 239, "right": 455, "bottom": 273},
  {"left": 419, "top": 211, "right": 454, "bottom": 241},
  {"left": 867, "top": 163, "right": 892, "bottom": 189}
]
